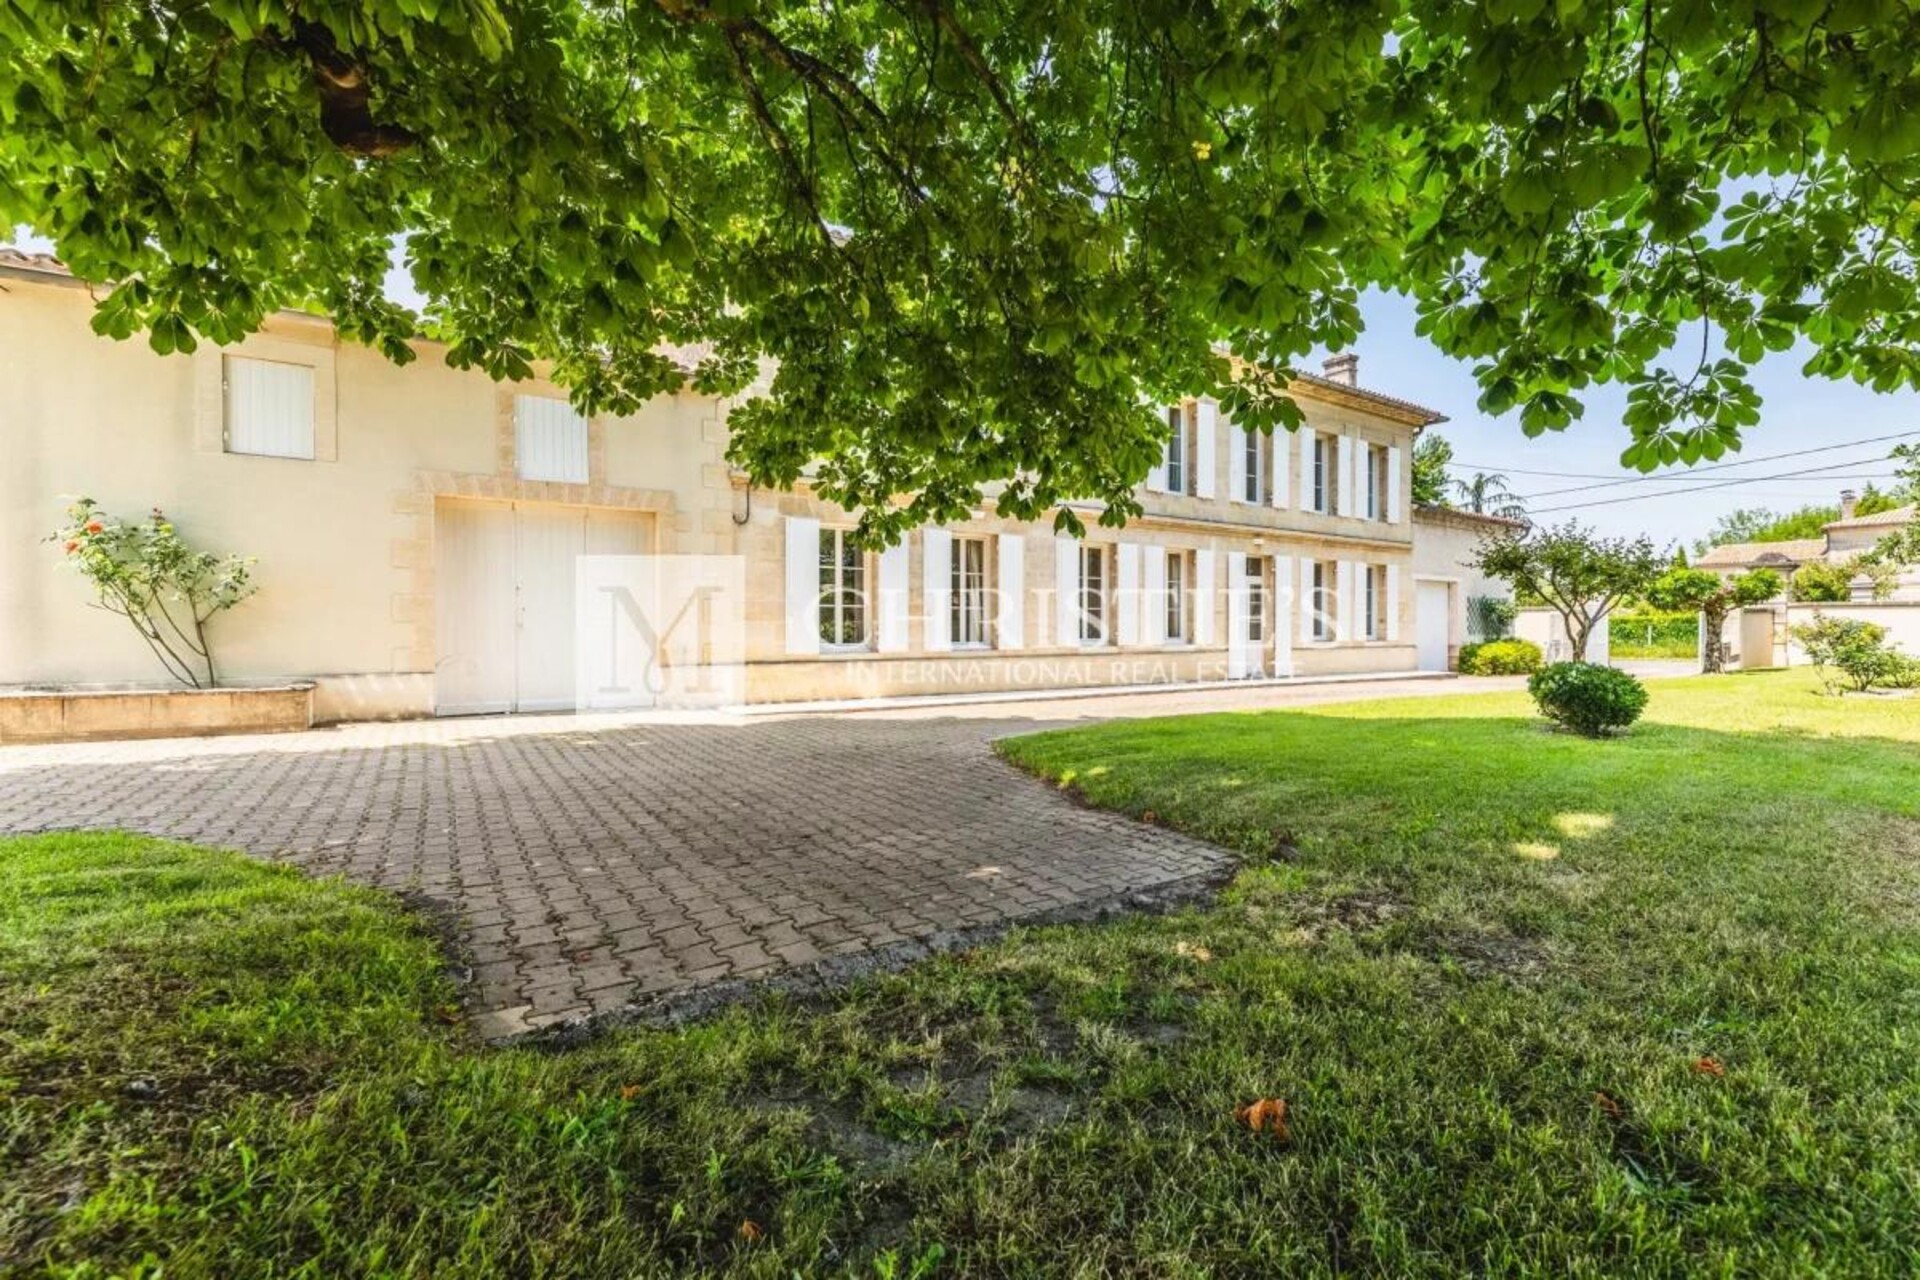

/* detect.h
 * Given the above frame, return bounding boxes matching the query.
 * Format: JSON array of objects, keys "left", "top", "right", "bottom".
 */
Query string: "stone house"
[
  {"left": 3, "top": 248, "right": 1456, "bottom": 720},
  {"left": 1695, "top": 489, "right": 1919, "bottom": 600}
]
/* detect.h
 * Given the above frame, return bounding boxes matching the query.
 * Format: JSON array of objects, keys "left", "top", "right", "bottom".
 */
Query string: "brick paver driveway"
[{"left": 0, "top": 674, "right": 1505, "bottom": 1036}]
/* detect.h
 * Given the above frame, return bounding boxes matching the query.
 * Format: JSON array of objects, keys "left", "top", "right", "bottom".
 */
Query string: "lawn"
[{"left": 4, "top": 671, "right": 1919, "bottom": 1277}]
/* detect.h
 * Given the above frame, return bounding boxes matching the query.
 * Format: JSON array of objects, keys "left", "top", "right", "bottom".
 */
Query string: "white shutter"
[
  {"left": 1055, "top": 536, "right": 1080, "bottom": 646},
  {"left": 997, "top": 534, "right": 1025, "bottom": 649},
  {"left": 1337, "top": 560, "right": 1356, "bottom": 641},
  {"left": 1386, "top": 564, "right": 1402, "bottom": 642},
  {"left": 1195, "top": 401, "right": 1217, "bottom": 499},
  {"left": 1147, "top": 412, "right": 1170, "bottom": 493},
  {"left": 1272, "top": 429, "right": 1290, "bottom": 509},
  {"left": 1387, "top": 444, "right": 1405, "bottom": 524},
  {"left": 1143, "top": 546, "right": 1169, "bottom": 645},
  {"left": 1299, "top": 556, "right": 1316, "bottom": 643},
  {"left": 784, "top": 516, "right": 821, "bottom": 656},
  {"left": 1193, "top": 548, "right": 1216, "bottom": 646},
  {"left": 1272, "top": 560, "right": 1296, "bottom": 676},
  {"left": 1298, "top": 427, "right": 1317, "bottom": 509},
  {"left": 878, "top": 540, "right": 910, "bottom": 653},
  {"left": 1336, "top": 434, "right": 1356, "bottom": 517},
  {"left": 224, "top": 357, "right": 316, "bottom": 460},
  {"left": 1229, "top": 426, "right": 1249, "bottom": 504},
  {"left": 1116, "top": 543, "right": 1142, "bottom": 646},
  {"left": 1224, "top": 551, "right": 1248, "bottom": 678},
  {"left": 514, "top": 394, "right": 590, "bottom": 483},
  {"left": 923, "top": 527, "right": 953, "bottom": 652}
]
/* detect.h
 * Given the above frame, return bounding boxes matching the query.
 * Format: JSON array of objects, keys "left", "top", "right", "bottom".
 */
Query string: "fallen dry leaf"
[
  {"left": 1236, "top": 1097, "right": 1290, "bottom": 1141},
  {"left": 1592, "top": 1091, "right": 1623, "bottom": 1119},
  {"left": 1691, "top": 1056, "right": 1727, "bottom": 1078},
  {"left": 737, "top": 1220, "right": 764, "bottom": 1243},
  {"left": 1141, "top": 810, "right": 1159, "bottom": 825},
  {"left": 618, "top": 1083, "right": 642, "bottom": 1102},
  {"left": 1174, "top": 940, "right": 1215, "bottom": 963}
]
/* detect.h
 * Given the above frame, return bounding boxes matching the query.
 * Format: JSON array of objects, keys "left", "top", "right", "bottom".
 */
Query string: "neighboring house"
[
  {"left": 1695, "top": 489, "right": 1918, "bottom": 600},
  {"left": 1410, "top": 505, "right": 1524, "bottom": 672},
  {"left": 1, "top": 249, "right": 1449, "bottom": 720}
]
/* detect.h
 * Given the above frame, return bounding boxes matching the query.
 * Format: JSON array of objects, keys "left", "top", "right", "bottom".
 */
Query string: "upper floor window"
[
  {"left": 1365, "top": 444, "right": 1390, "bottom": 521},
  {"left": 1078, "top": 544, "right": 1109, "bottom": 644},
  {"left": 818, "top": 528, "right": 869, "bottom": 648},
  {"left": 515, "top": 395, "right": 589, "bottom": 483},
  {"left": 1165, "top": 551, "right": 1190, "bottom": 643},
  {"left": 1312, "top": 436, "right": 1334, "bottom": 514},
  {"left": 1163, "top": 405, "right": 1188, "bottom": 495},
  {"left": 224, "top": 356, "right": 315, "bottom": 460},
  {"left": 1311, "top": 560, "right": 1335, "bottom": 640},
  {"left": 1242, "top": 428, "right": 1265, "bottom": 504},
  {"left": 951, "top": 536, "right": 990, "bottom": 647}
]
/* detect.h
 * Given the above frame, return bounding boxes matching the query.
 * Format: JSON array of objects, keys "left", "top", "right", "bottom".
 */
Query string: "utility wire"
[
  {"left": 1525, "top": 456, "right": 1910, "bottom": 515},
  {"left": 1446, "top": 428, "right": 1920, "bottom": 498}
]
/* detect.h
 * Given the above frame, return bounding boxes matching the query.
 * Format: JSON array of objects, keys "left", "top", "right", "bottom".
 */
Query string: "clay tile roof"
[
  {"left": 0, "top": 246, "right": 70, "bottom": 276},
  {"left": 1825, "top": 503, "right": 1916, "bottom": 531},
  {"left": 1692, "top": 538, "right": 1826, "bottom": 569}
]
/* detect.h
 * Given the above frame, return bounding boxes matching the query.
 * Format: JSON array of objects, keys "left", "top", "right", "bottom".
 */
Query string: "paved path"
[{"left": 0, "top": 671, "right": 1676, "bottom": 1034}]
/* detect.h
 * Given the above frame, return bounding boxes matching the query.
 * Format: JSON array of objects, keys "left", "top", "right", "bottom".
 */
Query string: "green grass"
[{"left": 5, "top": 671, "right": 1920, "bottom": 1277}]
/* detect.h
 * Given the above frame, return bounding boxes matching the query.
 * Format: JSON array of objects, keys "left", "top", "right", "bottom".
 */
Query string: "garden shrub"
[
  {"left": 1527, "top": 662, "right": 1649, "bottom": 737},
  {"left": 1791, "top": 615, "right": 1920, "bottom": 694},
  {"left": 1459, "top": 638, "right": 1544, "bottom": 675}
]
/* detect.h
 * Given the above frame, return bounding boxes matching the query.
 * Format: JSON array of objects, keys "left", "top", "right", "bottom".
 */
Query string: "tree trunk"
[
  {"left": 1701, "top": 605, "right": 1726, "bottom": 674},
  {"left": 1564, "top": 610, "right": 1592, "bottom": 661}
]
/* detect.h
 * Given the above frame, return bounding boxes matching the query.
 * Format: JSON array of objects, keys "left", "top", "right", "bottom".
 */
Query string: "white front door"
[
  {"left": 1416, "top": 580, "right": 1452, "bottom": 671},
  {"left": 435, "top": 499, "right": 654, "bottom": 715}
]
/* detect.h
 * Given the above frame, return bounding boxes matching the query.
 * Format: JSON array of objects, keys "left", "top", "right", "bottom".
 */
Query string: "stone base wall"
[{"left": 0, "top": 684, "right": 315, "bottom": 744}]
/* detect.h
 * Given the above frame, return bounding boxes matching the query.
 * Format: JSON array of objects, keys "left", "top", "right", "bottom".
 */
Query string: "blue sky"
[
  {"left": 14, "top": 230, "right": 1913, "bottom": 549},
  {"left": 1347, "top": 289, "right": 1918, "bottom": 548}
]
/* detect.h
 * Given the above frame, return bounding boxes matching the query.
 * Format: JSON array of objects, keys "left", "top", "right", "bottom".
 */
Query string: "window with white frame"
[
  {"left": 1165, "top": 551, "right": 1190, "bottom": 643},
  {"left": 1365, "top": 444, "right": 1389, "bottom": 521},
  {"left": 1363, "top": 563, "right": 1386, "bottom": 639},
  {"left": 1312, "top": 435, "right": 1334, "bottom": 513},
  {"left": 1078, "top": 544, "right": 1108, "bottom": 644},
  {"left": 818, "top": 528, "right": 869, "bottom": 648},
  {"left": 1242, "top": 428, "right": 1264, "bottom": 503},
  {"left": 1311, "top": 560, "right": 1335, "bottom": 641},
  {"left": 1162, "top": 405, "right": 1188, "bottom": 495},
  {"left": 951, "top": 536, "right": 991, "bottom": 647},
  {"left": 515, "top": 395, "right": 590, "bottom": 483},
  {"left": 1246, "top": 556, "right": 1267, "bottom": 643},
  {"left": 224, "top": 356, "right": 316, "bottom": 459}
]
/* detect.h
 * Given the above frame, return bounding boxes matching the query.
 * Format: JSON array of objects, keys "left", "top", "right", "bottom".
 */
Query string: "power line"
[
  {"left": 1445, "top": 428, "right": 1920, "bottom": 498},
  {"left": 1524, "top": 455, "right": 1909, "bottom": 515}
]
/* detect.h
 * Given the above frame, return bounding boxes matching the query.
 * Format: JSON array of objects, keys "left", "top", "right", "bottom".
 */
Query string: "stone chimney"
[
  {"left": 1322, "top": 352, "right": 1359, "bottom": 387},
  {"left": 1839, "top": 488, "right": 1858, "bottom": 521}
]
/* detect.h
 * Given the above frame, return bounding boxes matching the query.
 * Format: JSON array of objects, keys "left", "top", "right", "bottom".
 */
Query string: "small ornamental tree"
[
  {"left": 1472, "top": 523, "right": 1663, "bottom": 662},
  {"left": 50, "top": 498, "right": 256, "bottom": 689},
  {"left": 1646, "top": 567, "right": 1783, "bottom": 674}
]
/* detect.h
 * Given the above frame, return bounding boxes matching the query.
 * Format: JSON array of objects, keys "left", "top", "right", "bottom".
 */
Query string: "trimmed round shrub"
[
  {"left": 1459, "top": 638, "right": 1544, "bottom": 675},
  {"left": 1527, "top": 662, "right": 1649, "bottom": 737}
]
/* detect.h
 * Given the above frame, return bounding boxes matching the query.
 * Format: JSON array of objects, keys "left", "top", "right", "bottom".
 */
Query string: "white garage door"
[
  {"left": 434, "top": 499, "right": 653, "bottom": 715},
  {"left": 1416, "top": 580, "right": 1451, "bottom": 672}
]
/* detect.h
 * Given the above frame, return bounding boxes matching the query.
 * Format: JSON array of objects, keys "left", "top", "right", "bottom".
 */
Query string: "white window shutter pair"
[
  {"left": 997, "top": 534, "right": 1025, "bottom": 649},
  {"left": 878, "top": 540, "right": 910, "bottom": 653},
  {"left": 1054, "top": 536, "right": 1080, "bottom": 645},
  {"left": 1143, "top": 546, "right": 1169, "bottom": 645},
  {"left": 1194, "top": 401, "right": 1217, "bottom": 499},
  {"left": 923, "top": 527, "right": 953, "bottom": 652},
  {"left": 1298, "top": 427, "right": 1317, "bottom": 509},
  {"left": 1116, "top": 543, "right": 1142, "bottom": 646},
  {"left": 1193, "top": 549, "right": 1216, "bottom": 646},
  {"left": 225, "top": 357, "right": 317, "bottom": 460},
  {"left": 514, "top": 394, "right": 589, "bottom": 483},
  {"left": 784, "top": 516, "right": 821, "bottom": 656}
]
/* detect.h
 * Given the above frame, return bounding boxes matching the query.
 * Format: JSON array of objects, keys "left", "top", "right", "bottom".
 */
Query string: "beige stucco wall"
[{"left": 5, "top": 271, "right": 1428, "bottom": 716}]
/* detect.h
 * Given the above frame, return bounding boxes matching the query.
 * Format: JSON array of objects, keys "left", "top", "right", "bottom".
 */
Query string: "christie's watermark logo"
[{"left": 575, "top": 555, "right": 746, "bottom": 710}]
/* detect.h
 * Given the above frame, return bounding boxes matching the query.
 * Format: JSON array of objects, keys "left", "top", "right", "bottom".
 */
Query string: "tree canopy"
[
  {"left": 1474, "top": 520, "right": 1663, "bottom": 660},
  {"left": 1647, "top": 565, "right": 1781, "bottom": 672},
  {"left": 8, "top": 1, "right": 1920, "bottom": 537}
]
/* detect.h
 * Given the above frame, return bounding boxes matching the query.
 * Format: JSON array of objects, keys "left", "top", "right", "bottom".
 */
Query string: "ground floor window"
[
  {"left": 1363, "top": 564, "right": 1386, "bottom": 640},
  {"left": 1079, "top": 545, "right": 1108, "bottom": 644},
  {"left": 951, "top": 536, "right": 990, "bottom": 647},
  {"left": 1165, "top": 551, "right": 1190, "bottom": 642},
  {"left": 1246, "top": 556, "right": 1267, "bottom": 643},
  {"left": 818, "top": 527, "right": 869, "bottom": 647},
  {"left": 1311, "top": 560, "right": 1334, "bottom": 641}
]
